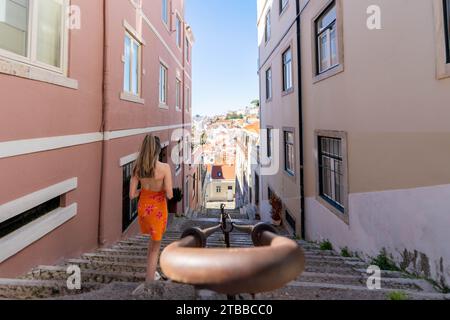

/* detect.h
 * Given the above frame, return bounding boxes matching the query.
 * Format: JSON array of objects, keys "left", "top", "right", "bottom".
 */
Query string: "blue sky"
[{"left": 185, "top": 0, "right": 259, "bottom": 116}]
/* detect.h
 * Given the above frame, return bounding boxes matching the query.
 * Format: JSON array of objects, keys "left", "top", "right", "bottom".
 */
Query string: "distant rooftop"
[{"left": 209, "top": 165, "right": 236, "bottom": 180}]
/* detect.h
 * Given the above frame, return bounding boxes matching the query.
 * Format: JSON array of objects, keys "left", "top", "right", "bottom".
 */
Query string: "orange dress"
[{"left": 138, "top": 189, "right": 168, "bottom": 241}]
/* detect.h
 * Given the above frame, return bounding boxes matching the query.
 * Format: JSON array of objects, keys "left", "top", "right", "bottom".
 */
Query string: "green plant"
[
  {"left": 319, "top": 240, "right": 333, "bottom": 251},
  {"left": 388, "top": 291, "right": 409, "bottom": 300},
  {"left": 371, "top": 249, "right": 400, "bottom": 271},
  {"left": 171, "top": 188, "right": 183, "bottom": 203},
  {"left": 341, "top": 247, "right": 352, "bottom": 257}
]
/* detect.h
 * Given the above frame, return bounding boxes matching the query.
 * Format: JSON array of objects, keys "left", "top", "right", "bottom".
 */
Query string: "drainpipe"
[
  {"left": 98, "top": 0, "right": 108, "bottom": 246},
  {"left": 295, "top": 0, "right": 306, "bottom": 240},
  {"left": 182, "top": 21, "right": 186, "bottom": 215}
]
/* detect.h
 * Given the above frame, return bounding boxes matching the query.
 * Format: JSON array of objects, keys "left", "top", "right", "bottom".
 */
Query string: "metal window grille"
[
  {"left": 122, "top": 161, "right": 138, "bottom": 232},
  {"left": 318, "top": 136, "right": 344, "bottom": 212}
]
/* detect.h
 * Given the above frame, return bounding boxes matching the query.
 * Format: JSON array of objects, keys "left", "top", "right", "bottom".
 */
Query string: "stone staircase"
[
  {"left": 194, "top": 208, "right": 249, "bottom": 220},
  {"left": 0, "top": 216, "right": 449, "bottom": 300}
]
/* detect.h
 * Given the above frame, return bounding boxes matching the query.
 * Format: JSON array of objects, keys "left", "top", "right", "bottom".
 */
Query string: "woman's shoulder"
[{"left": 157, "top": 161, "right": 171, "bottom": 171}]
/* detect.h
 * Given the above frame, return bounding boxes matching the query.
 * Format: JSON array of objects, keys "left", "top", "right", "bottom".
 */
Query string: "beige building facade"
[
  {"left": 258, "top": 0, "right": 450, "bottom": 287},
  {"left": 257, "top": 0, "right": 303, "bottom": 236}
]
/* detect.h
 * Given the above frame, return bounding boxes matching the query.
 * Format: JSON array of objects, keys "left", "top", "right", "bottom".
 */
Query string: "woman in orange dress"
[{"left": 130, "top": 134, "right": 173, "bottom": 282}]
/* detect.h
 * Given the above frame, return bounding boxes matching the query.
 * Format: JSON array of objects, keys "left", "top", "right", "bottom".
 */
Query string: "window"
[
  {"left": 228, "top": 186, "right": 233, "bottom": 190},
  {"left": 0, "top": 0, "right": 67, "bottom": 71},
  {"left": 282, "top": 48, "right": 293, "bottom": 91},
  {"left": 318, "top": 136, "right": 344, "bottom": 212},
  {"left": 216, "top": 186, "right": 222, "bottom": 193},
  {"left": 265, "top": 10, "right": 271, "bottom": 43},
  {"left": 176, "top": 15, "right": 182, "bottom": 48},
  {"left": 193, "top": 173, "right": 196, "bottom": 198},
  {"left": 185, "top": 87, "right": 191, "bottom": 112},
  {"left": 185, "top": 37, "right": 191, "bottom": 62},
  {"left": 0, "top": 197, "right": 60, "bottom": 239},
  {"left": 176, "top": 79, "right": 181, "bottom": 110},
  {"left": 284, "top": 131, "right": 295, "bottom": 175},
  {"left": 122, "top": 162, "right": 138, "bottom": 232},
  {"left": 265, "top": 68, "right": 272, "bottom": 100},
  {"left": 316, "top": 2, "right": 338, "bottom": 74},
  {"left": 267, "top": 127, "right": 273, "bottom": 158},
  {"left": 123, "top": 33, "right": 141, "bottom": 96},
  {"left": 445, "top": 0, "right": 450, "bottom": 63},
  {"left": 175, "top": 139, "right": 182, "bottom": 172},
  {"left": 280, "top": 0, "right": 289, "bottom": 13},
  {"left": 159, "top": 64, "right": 168, "bottom": 104},
  {"left": 162, "top": 0, "right": 168, "bottom": 25}
]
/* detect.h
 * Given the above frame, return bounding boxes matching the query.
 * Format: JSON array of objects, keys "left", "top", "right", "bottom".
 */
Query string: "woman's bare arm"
[
  {"left": 164, "top": 164, "right": 173, "bottom": 200},
  {"left": 129, "top": 176, "right": 140, "bottom": 200}
]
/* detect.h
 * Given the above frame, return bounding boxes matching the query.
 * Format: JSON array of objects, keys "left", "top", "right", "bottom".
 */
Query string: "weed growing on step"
[
  {"left": 341, "top": 247, "right": 352, "bottom": 257},
  {"left": 371, "top": 249, "right": 400, "bottom": 271},
  {"left": 388, "top": 291, "right": 409, "bottom": 300},
  {"left": 319, "top": 240, "right": 333, "bottom": 251}
]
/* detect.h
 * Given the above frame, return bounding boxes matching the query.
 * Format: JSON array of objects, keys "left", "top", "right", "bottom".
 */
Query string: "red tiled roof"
[
  {"left": 244, "top": 122, "right": 260, "bottom": 134},
  {"left": 211, "top": 165, "right": 235, "bottom": 180}
]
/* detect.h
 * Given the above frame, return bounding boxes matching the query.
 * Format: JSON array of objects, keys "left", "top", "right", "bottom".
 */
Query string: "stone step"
[
  {"left": 82, "top": 252, "right": 365, "bottom": 274},
  {"left": 0, "top": 278, "right": 102, "bottom": 300},
  {"left": 25, "top": 265, "right": 146, "bottom": 284},
  {"left": 256, "top": 281, "right": 450, "bottom": 300},
  {"left": 297, "top": 272, "right": 429, "bottom": 292},
  {"left": 66, "top": 259, "right": 148, "bottom": 274}
]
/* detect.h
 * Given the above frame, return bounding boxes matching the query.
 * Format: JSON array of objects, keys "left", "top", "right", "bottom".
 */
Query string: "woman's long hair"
[{"left": 133, "top": 134, "right": 161, "bottom": 179}]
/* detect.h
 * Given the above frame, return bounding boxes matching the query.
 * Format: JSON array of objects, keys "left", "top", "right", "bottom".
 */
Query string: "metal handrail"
[{"left": 160, "top": 220, "right": 305, "bottom": 295}]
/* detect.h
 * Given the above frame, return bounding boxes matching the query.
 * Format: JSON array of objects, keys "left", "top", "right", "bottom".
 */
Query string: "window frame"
[
  {"left": 123, "top": 32, "right": 142, "bottom": 97},
  {"left": 176, "top": 14, "right": 182, "bottom": 48},
  {"left": 175, "top": 78, "right": 182, "bottom": 110},
  {"left": 314, "top": 130, "right": 349, "bottom": 224},
  {"left": 265, "top": 67, "right": 272, "bottom": 100},
  {"left": 175, "top": 139, "right": 182, "bottom": 173},
  {"left": 162, "top": 0, "right": 169, "bottom": 25},
  {"left": 265, "top": 9, "right": 271, "bottom": 43},
  {"left": 282, "top": 47, "right": 293, "bottom": 92},
  {"left": 315, "top": 1, "right": 338, "bottom": 75},
  {"left": 159, "top": 62, "right": 168, "bottom": 105},
  {"left": 266, "top": 127, "right": 273, "bottom": 158},
  {"left": 185, "top": 37, "right": 191, "bottom": 63},
  {"left": 311, "top": 0, "right": 344, "bottom": 83},
  {"left": 185, "top": 86, "right": 191, "bottom": 112},
  {"left": 284, "top": 130, "right": 295, "bottom": 176},
  {"left": 280, "top": 0, "right": 289, "bottom": 15},
  {"left": 0, "top": 0, "right": 70, "bottom": 75}
]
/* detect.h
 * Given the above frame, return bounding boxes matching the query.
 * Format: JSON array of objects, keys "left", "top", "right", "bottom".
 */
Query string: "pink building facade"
[{"left": 0, "top": 0, "right": 194, "bottom": 278}]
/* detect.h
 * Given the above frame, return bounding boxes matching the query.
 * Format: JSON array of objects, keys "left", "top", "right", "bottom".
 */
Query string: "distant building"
[
  {"left": 235, "top": 122, "right": 260, "bottom": 217},
  {"left": 205, "top": 165, "right": 236, "bottom": 204}
]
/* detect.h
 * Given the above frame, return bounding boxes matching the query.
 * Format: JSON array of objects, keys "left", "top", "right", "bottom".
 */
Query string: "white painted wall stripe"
[
  {"left": 103, "top": 124, "right": 185, "bottom": 141},
  {"left": 0, "top": 123, "right": 191, "bottom": 159},
  {"left": 120, "top": 153, "right": 139, "bottom": 167},
  {"left": 0, "top": 133, "right": 103, "bottom": 159},
  {"left": 0, "top": 178, "right": 78, "bottom": 224},
  {"left": 0, "top": 204, "right": 77, "bottom": 263}
]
